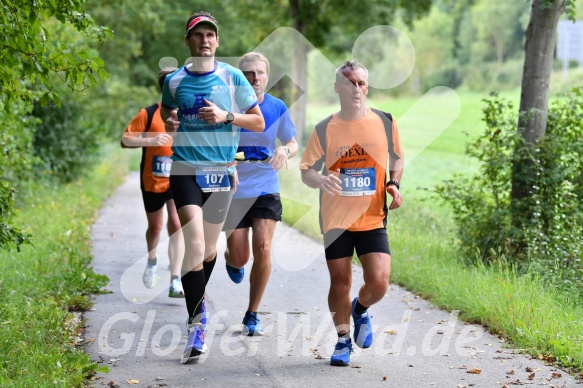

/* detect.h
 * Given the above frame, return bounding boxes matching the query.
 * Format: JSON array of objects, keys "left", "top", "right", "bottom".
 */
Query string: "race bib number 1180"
[{"left": 339, "top": 167, "right": 376, "bottom": 196}]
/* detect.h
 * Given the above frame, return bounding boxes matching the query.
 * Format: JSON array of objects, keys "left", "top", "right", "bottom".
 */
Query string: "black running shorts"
[
  {"left": 222, "top": 194, "right": 282, "bottom": 230},
  {"left": 323, "top": 228, "right": 391, "bottom": 260},
  {"left": 141, "top": 189, "right": 173, "bottom": 213}
]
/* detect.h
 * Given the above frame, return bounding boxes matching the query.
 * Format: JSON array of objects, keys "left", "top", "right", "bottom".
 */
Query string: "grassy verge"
[
  {"left": 0, "top": 143, "right": 131, "bottom": 386},
  {"left": 280, "top": 91, "right": 583, "bottom": 374}
]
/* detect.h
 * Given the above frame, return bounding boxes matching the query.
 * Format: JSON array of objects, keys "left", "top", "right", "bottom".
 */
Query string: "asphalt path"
[{"left": 84, "top": 172, "right": 579, "bottom": 387}]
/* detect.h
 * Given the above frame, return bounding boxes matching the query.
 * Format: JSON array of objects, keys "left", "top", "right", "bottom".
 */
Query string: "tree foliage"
[
  {"left": 0, "top": 0, "right": 110, "bottom": 106},
  {"left": 231, "top": 0, "right": 432, "bottom": 144},
  {"left": 0, "top": 100, "right": 37, "bottom": 251},
  {"left": 0, "top": 0, "right": 111, "bottom": 250}
]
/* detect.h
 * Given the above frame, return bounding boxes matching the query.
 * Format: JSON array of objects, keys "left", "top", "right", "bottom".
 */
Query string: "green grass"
[
  {"left": 281, "top": 90, "right": 583, "bottom": 373},
  {"left": 0, "top": 143, "right": 130, "bottom": 387}
]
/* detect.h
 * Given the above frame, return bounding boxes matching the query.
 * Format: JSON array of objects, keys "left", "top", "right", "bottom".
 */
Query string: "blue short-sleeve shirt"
[{"left": 235, "top": 94, "right": 296, "bottom": 198}]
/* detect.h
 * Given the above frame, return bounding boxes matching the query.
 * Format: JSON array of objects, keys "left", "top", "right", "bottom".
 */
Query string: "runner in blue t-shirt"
[
  {"left": 222, "top": 52, "right": 298, "bottom": 336},
  {"left": 160, "top": 12, "right": 265, "bottom": 364}
]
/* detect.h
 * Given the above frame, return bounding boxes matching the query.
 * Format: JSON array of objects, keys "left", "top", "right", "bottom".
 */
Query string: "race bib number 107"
[
  {"left": 196, "top": 166, "right": 231, "bottom": 193},
  {"left": 339, "top": 168, "right": 376, "bottom": 196}
]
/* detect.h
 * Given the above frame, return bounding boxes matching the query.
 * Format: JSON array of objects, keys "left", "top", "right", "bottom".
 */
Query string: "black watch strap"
[{"left": 387, "top": 180, "right": 400, "bottom": 190}]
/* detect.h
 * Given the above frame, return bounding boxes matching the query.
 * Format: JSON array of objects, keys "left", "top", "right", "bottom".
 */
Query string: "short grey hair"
[
  {"left": 239, "top": 52, "right": 270, "bottom": 75},
  {"left": 335, "top": 60, "right": 368, "bottom": 82}
]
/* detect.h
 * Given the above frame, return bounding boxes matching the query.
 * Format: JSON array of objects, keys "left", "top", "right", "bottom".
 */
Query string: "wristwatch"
[
  {"left": 225, "top": 112, "right": 235, "bottom": 124},
  {"left": 282, "top": 146, "right": 291, "bottom": 156},
  {"left": 386, "top": 180, "right": 400, "bottom": 190}
]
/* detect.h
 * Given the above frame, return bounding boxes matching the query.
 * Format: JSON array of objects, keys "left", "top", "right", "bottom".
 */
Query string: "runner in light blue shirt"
[
  {"left": 160, "top": 12, "right": 264, "bottom": 364},
  {"left": 162, "top": 61, "right": 258, "bottom": 168}
]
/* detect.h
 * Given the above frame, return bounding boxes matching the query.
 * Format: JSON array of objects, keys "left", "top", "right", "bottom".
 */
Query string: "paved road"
[{"left": 84, "top": 172, "right": 579, "bottom": 387}]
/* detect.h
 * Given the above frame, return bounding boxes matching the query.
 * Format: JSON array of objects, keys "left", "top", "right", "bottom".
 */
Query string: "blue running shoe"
[
  {"left": 186, "top": 296, "right": 207, "bottom": 331},
  {"left": 180, "top": 324, "right": 205, "bottom": 364},
  {"left": 352, "top": 297, "right": 373, "bottom": 348},
  {"left": 330, "top": 337, "right": 352, "bottom": 366},
  {"left": 242, "top": 311, "right": 264, "bottom": 336},
  {"left": 226, "top": 263, "right": 244, "bottom": 284},
  {"left": 200, "top": 295, "right": 207, "bottom": 331}
]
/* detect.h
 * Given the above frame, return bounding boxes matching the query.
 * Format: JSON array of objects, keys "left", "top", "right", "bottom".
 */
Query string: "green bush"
[
  {"left": 525, "top": 88, "right": 583, "bottom": 294},
  {"left": 434, "top": 89, "right": 583, "bottom": 297},
  {"left": 32, "top": 88, "right": 102, "bottom": 183},
  {"left": 434, "top": 94, "right": 518, "bottom": 262}
]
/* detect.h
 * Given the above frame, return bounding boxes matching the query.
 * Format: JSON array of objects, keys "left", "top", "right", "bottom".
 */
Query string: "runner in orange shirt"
[
  {"left": 300, "top": 61, "right": 404, "bottom": 366},
  {"left": 121, "top": 68, "right": 185, "bottom": 298}
]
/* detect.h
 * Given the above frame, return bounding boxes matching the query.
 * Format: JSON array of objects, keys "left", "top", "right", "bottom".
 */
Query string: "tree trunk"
[
  {"left": 289, "top": 0, "right": 307, "bottom": 147},
  {"left": 517, "top": 0, "right": 564, "bottom": 144},
  {"left": 510, "top": 0, "right": 565, "bottom": 251},
  {"left": 290, "top": 43, "right": 308, "bottom": 147}
]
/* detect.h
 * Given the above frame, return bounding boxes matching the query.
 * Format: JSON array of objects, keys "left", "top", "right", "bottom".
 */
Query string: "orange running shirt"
[
  {"left": 123, "top": 103, "right": 173, "bottom": 193},
  {"left": 300, "top": 109, "right": 403, "bottom": 233}
]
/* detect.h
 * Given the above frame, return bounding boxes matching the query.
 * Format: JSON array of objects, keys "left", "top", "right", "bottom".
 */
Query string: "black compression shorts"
[
  {"left": 169, "top": 164, "right": 235, "bottom": 225},
  {"left": 323, "top": 228, "right": 390, "bottom": 260}
]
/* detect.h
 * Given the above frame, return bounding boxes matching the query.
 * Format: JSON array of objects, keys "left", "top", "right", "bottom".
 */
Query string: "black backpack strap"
[
  {"left": 144, "top": 103, "right": 159, "bottom": 133},
  {"left": 371, "top": 108, "right": 400, "bottom": 226},
  {"left": 312, "top": 114, "right": 333, "bottom": 174},
  {"left": 139, "top": 103, "right": 159, "bottom": 192},
  {"left": 370, "top": 108, "right": 401, "bottom": 161},
  {"left": 308, "top": 114, "right": 333, "bottom": 235}
]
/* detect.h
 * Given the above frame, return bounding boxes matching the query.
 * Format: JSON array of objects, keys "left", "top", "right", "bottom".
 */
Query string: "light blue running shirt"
[
  {"left": 162, "top": 61, "right": 258, "bottom": 167},
  {"left": 235, "top": 94, "right": 296, "bottom": 199}
]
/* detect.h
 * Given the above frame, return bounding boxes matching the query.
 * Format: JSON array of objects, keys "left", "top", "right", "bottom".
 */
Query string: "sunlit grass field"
[{"left": 279, "top": 90, "right": 583, "bottom": 373}]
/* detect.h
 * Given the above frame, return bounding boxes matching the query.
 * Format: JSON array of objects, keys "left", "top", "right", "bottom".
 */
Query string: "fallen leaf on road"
[
  {"left": 525, "top": 367, "right": 533, "bottom": 372},
  {"left": 467, "top": 368, "right": 481, "bottom": 374},
  {"left": 505, "top": 380, "right": 523, "bottom": 385},
  {"left": 384, "top": 329, "right": 396, "bottom": 335},
  {"left": 507, "top": 370, "right": 515, "bottom": 375},
  {"left": 551, "top": 372, "right": 562, "bottom": 378},
  {"left": 528, "top": 373, "right": 535, "bottom": 380},
  {"left": 383, "top": 376, "right": 388, "bottom": 381}
]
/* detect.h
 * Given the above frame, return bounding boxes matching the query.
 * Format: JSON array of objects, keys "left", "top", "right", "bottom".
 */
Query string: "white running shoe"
[
  {"left": 142, "top": 265, "right": 157, "bottom": 289},
  {"left": 168, "top": 279, "right": 185, "bottom": 298}
]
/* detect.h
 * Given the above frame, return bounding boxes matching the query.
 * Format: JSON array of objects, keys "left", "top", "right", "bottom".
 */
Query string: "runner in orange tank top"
[
  {"left": 300, "top": 61, "right": 404, "bottom": 367},
  {"left": 121, "top": 68, "right": 185, "bottom": 298}
]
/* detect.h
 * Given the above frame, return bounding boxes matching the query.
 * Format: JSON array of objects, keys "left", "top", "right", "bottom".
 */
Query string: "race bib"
[
  {"left": 152, "top": 156, "right": 172, "bottom": 178},
  {"left": 339, "top": 168, "right": 376, "bottom": 196},
  {"left": 196, "top": 166, "right": 231, "bottom": 192}
]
